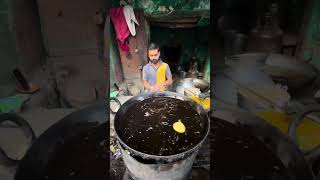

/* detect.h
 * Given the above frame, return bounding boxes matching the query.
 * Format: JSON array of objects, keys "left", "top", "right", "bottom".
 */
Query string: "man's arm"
[
  {"left": 163, "top": 64, "right": 173, "bottom": 86},
  {"left": 159, "top": 75, "right": 173, "bottom": 87},
  {"left": 143, "top": 80, "right": 153, "bottom": 90}
]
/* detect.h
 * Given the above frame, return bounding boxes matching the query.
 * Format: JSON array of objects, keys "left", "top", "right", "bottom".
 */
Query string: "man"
[{"left": 143, "top": 43, "right": 173, "bottom": 92}]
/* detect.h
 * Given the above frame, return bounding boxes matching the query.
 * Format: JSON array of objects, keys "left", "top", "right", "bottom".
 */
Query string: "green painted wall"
[
  {"left": 302, "top": 0, "right": 320, "bottom": 70},
  {"left": 0, "top": 0, "right": 19, "bottom": 97},
  {"left": 110, "top": 0, "right": 209, "bottom": 10},
  {"left": 133, "top": 0, "right": 209, "bottom": 15},
  {"left": 110, "top": 0, "right": 209, "bottom": 24},
  {"left": 204, "top": 55, "right": 210, "bottom": 82},
  {"left": 0, "top": 0, "right": 18, "bottom": 85},
  {"left": 0, "top": 0, "right": 9, "bottom": 32}
]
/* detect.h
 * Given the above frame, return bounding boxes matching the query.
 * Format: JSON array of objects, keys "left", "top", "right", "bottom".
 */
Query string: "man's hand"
[
  {"left": 150, "top": 85, "right": 159, "bottom": 92},
  {"left": 149, "top": 85, "right": 157, "bottom": 92},
  {"left": 146, "top": 81, "right": 167, "bottom": 92},
  {"left": 149, "top": 83, "right": 164, "bottom": 92},
  {"left": 154, "top": 83, "right": 165, "bottom": 91},
  {"left": 157, "top": 82, "right": 165, "bottom": 87}
]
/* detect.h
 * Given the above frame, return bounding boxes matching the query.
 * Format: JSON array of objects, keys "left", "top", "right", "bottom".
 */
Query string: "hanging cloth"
[
  {"left": 123, "top": 5, "right": 139, "bottom": 36},
  {"left": 110, "top": 7, "right": 130, "bottom": 53}
]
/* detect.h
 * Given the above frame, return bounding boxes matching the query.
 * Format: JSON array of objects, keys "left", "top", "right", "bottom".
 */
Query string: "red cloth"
[{"left": 110, "top": 7, "right": 130, "bottom": 53}]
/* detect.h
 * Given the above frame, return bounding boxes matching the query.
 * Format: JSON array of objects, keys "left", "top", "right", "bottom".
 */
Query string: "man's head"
[{"left": 148, "top": 43, "right": 161, "bottom": 64}]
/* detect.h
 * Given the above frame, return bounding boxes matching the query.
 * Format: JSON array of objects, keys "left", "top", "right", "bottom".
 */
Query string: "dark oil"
[{"left": 117, "top": 97, "right": 208, "bottom": 156}]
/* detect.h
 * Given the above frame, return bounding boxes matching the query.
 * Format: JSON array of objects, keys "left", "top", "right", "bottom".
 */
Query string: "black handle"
[
  {"left": 288, "top": 106, "right": 320, "bottom": 178},
  {"left": 110, "top": 97, "right": 121, "bottom": 114},
  {"left": 12, "top": 68, "right": 30, "bottom": 90},
  {"left": 0, "top": 113, "right": 36, "bottom": 169},
  {"left": 114, "top": 83, "right": 120, "bottom": 91}
]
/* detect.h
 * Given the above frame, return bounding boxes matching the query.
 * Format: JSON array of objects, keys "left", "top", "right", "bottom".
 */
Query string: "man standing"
[{"left": 143, "top": 43, "right": 173, "bottom": 92}]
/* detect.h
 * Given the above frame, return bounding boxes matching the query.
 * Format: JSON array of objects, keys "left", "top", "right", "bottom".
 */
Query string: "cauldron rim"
[
  {"left": 13, "top": 100, "right": 107, "bottom": 180},
  {"left": 114, "top": 92, "right": 210, "bottom": 161}
]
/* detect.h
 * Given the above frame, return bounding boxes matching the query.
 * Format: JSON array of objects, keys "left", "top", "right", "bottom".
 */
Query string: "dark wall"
[
  {"left": 214, "top": 0, "right": 306, "bottom": 34},
  {"left": 0, "top": 0, "right": 44, "bottom": 96},
  {"left": 11, "top": 0, "right": 45, "bottom": 73},
  {"left": 214, "top": 0, "right": 257, "bottom": 34},
  {"left": 150, "top": 26, "right": 209, "bottom": 74}
]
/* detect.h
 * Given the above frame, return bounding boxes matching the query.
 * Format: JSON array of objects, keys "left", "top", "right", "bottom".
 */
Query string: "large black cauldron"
[{"left": 0, "top": 100, "right": 108, "bottom": 180}]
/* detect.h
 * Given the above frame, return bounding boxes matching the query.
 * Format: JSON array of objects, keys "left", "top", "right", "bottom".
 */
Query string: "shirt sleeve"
[
  {"left": 142, "top": 66, "right": 147, "bottom": 81},
  {"left": 165, "top": 64, "right": 172, "bottom": 78}
]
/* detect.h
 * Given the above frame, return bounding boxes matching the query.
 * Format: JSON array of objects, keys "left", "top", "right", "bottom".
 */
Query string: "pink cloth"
[{"left": 110, "top": 7, "right": 130, "bottom": 53}]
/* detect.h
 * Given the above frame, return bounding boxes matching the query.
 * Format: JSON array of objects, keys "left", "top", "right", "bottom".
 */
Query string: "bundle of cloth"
[{"left": 109, "top": 4, "right": 139, "bottom": 54}]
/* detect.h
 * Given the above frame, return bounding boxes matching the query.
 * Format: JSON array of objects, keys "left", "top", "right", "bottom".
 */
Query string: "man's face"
[{"left": 148, "top": 49, "right": 160, "bottom": 64}]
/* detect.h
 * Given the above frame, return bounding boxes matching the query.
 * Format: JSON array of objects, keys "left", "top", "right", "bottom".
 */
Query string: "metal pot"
[
  {"left": 248, "top": 12, "right": 283, "bottom": 53},
  {"left": 176, "top": 79, "right": 194, "bottom": 95},
  {"left": 179, "top": 71, "right": 187, "bottom": 79},
  {"left": 191, "top": 79, "right": 210, "bottom": 92},
  {"left": 114, "top": 92, "right": 210, "bottom": 180},
  {"left": 223, "top": 30, "right": 248, "bottom": 56},
  {"left": 176, "top": 78, "right": 210, "bottom": 95},
  {"left": 263, "top": 53, "right": 317, "bottom": 90}
]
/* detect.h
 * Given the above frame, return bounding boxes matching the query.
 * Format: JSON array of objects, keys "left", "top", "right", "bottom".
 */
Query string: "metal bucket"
[
  {"left": 179, "top": 71, "right": 187, "bottom": 79},
  {"left": 114, "top": 92, "right": 209, "bottom": 180}
]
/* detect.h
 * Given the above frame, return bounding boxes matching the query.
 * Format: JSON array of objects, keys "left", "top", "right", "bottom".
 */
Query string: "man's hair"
[{"left": 148, "top": 43, "right": 160, "bottom": 51}]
